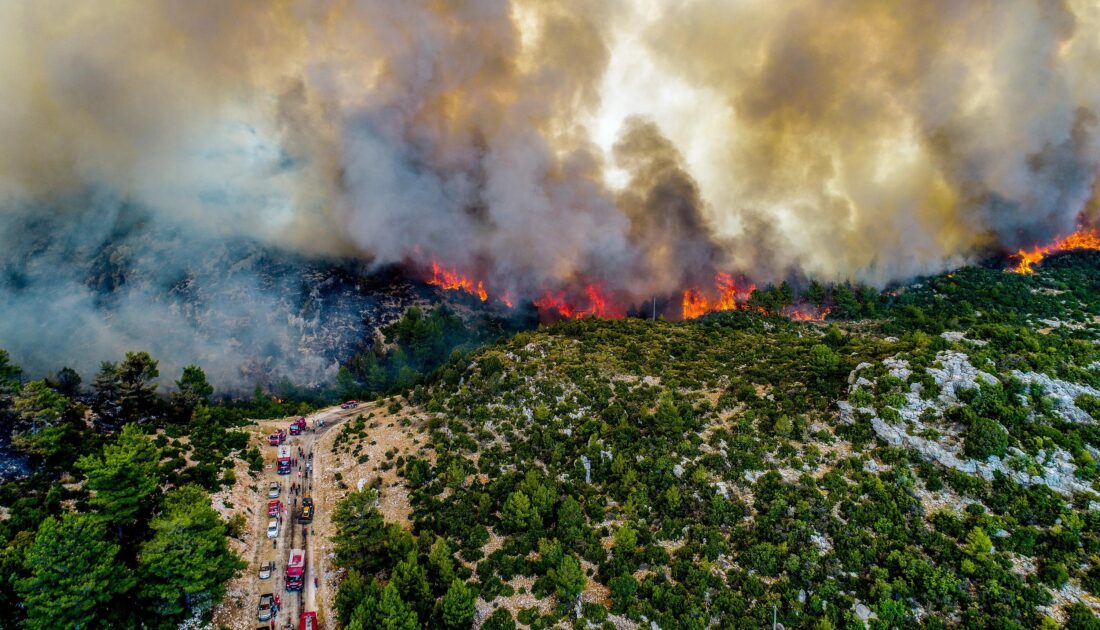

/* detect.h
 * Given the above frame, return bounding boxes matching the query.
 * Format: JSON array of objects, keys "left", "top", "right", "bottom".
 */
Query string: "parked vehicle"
[
  {"left": 268, "top": 429, "right": 286, "bottom": 445},
  {"left": 290, "top": 417, "right": 307, "bottom": 435},
  {"left": 286, "top": 548, "right": 306, "bottom": 591},
  {"left": 258, "top": 560, "right": 275, "bottom": 580},
  {"left": 340, "top": 400, "right": 358, "bottom": 409},
  {"left": 267, "top": 500, "right": 281, "bottom": 517},
  {"left": 298, "top": 496, "right": 314, "bottom": 524},
  {"left": 267, "top": 519, "right": 280, "bottom": 539},
  {"left": 300, "top": 611, "right": 318, "bottom": 630},
  {"left": 267, "top": 482, "right": 281, "bottom": 499},
  {"left": 277, "top": 445, "right": 291, "bottom": 475},
  {"left": 257, "top": 593, "right": 275, "bottom": 622}
]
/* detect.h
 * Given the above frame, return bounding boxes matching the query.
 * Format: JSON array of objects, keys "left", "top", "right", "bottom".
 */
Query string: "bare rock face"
[
  {"left": 845, "top": 350, "right": 1097, "bottom": 497},
  {"left": 1010, "top": 370, "right": 1100, "bottom": 424}
]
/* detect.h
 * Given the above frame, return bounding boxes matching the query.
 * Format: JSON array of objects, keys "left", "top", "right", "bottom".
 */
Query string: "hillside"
[
  {"left": 322, "top": 253, "right": 1100, "bottom": 629},
  {"left": 3, "top": 253, "right": 1100, "bottom": 629}
]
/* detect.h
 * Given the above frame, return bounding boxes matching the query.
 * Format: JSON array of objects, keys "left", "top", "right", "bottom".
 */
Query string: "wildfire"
[
  {"left": 681, "top": 272, "right": 756, "bottom": 320},
  {"left": 534, "top": 284, "right": 623, "bottom": 319},
  {"left": 1009, "top": 227, "right": 1100, "bottom": 274},
  {"left": 786, "top": 305, "right": 832, "bottom": 321},
  {"left": 426, "top": 260, "right": 488, "bottom": 301}
]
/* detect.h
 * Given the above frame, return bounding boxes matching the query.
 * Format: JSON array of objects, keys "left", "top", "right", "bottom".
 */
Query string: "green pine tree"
[
  {"left": 392, "top": 550, "right": 431, "bottom": 621},
  {"left": 138, "top": 485, "right": 245, "bottom": 616},
  {"left": 501, "top": 490, "right": 536, "bottom": 532},
  {"left": 379, "top": 581, "right": 419, "bottom": 630},
  {"left": 78, "top": 423, "right": 160, "bottom": 533},
  {"left": 441, "top": 579, "right": 475, "bottom": 629},
  {"left": 17, "top": 513, "right": 135, "bottom": 629},
  {"left": 428, "top": 537, "right": 456, "bottom": 593},
  {"left": 556, "top": 496, "right": 586, "bottom": 547},
  {"left": 12, "top": 380, "right": 72, "bottom": 458},
  {"left": 551, "top": 555, "right": 586, "bottom": 609}
]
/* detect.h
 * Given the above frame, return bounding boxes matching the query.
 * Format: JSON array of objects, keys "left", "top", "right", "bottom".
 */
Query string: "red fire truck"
[
  {"left": 286, "top": 548, "right": 306, "bottom": 591},
  {"left": 300, "top": 611, "right": 317, "bottom": 630},
  {"left": 289, "top": 417, "right": 307, "bottom": 435},
  {"left": 268, "top": 429, "right": 286, "bottom": 446},
  {"left": 267, "top": 499, "right": 281, "bottom": 517},
  {"left": 277, "top": 446, "right": 291, "bottom": 475}
]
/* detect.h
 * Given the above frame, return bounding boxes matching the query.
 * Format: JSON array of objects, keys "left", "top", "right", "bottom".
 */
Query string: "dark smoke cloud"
[{"left": 2, "top": 0, "right": 1100, "bottom": 381}]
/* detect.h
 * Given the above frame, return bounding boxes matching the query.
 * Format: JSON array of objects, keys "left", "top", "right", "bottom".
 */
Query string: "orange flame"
[
  {"left": 1009, "top": 227, "right": 1100, "bottom": 274},
  {"left": 534, "top": 284, "right": 622, "bottom": 319},
  {"left": 681, "top": 273, "right": 756, "bottom": 320},
  {"left": 426, "top": 260, "right": 489, "bottom": 301},
  {"left": 786, "top": 305, "right": 832, "bottom": 321}
]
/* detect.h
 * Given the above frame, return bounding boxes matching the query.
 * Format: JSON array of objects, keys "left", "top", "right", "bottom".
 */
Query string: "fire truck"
[
  {"left": 268, "top": 429, "right": 286, "bottom": 446},
  {"left": 300, "top": 611, "right": 317, "bottom": 630},
  {"left": 286, "top": 548, "right": 306, "bottom": 591},
  {"left": 289, "top": 417, "right": 307, "bottom": 435},
  {"left": 277, "top": 445, "right": 291, "bottom": 475}
]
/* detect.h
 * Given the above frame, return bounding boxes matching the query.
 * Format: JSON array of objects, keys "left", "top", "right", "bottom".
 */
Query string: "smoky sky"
[{"left": 2, "top": 0, "right": 1100, "bottom": 381}]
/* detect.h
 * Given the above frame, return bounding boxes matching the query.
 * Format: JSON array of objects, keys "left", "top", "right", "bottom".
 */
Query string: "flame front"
[
  {"left": 681, "top": 273, "right": 756, "bottom": 320},
  {"left": 534, "top": 284, "right": 622, "bottom": 320},
  {"left": 1009, "top": 227, "right": 1100, "bottom": 274},
  {"left": 426, "top": 260, "right": 488, "bottom": 301}
]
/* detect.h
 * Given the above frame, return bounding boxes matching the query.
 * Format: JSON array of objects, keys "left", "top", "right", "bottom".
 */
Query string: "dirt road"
[{"left": 211, "top": 402, "right": 371, "bottom": 630}]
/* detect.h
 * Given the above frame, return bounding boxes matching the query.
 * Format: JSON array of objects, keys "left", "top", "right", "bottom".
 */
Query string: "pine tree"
[
  {"left": 556, "top": 496, "right": 585, "bottom": 547},
  {"left": 117, "top": 351, "right": 159, "bottom": 423},
  {"left": 17, "top": 513, "right": 135, "bottom": 629},
  {"left": 654, "top": 392, "right": 682, "bottom": 436},
  {"left": 428, "top": 537, "right": 456, "bottom": 593},
  {"left": 502, "top": 490, "right": 536, "bottom": 532},
  {"left": 78, "top": 423, "right": 160, "bottom": 533},
  {"left": 332, "top": 488, "right": 395, "bottom": 574},
  {"left": 379, "top": 581, "right": 419, "bottom": 630},
  {"left": 551, "top": 555, "right": 586, "bottom": 609},
  {"left": 481, "top": 608, "right": 517, "bottom": 630},
  {"left": 171, "top": 365, "right": 213, "bottom": 421},
  {"left": 806, "top": 280, "right": 827, "bottom": 307},
  {"left": 392, "top": 550, "right": 431, "bottom": 622},
  {"left": 441, "top": 579, "right": 475, "bottom": 629},
  {"left": 12, "top": 380, "right": 71, "bottom": 458},
  {"left": 138, "top": 485, "right": 245, "bottom": 616},
  {"left": 336, "top": 571, "right": 380, "bottom": 625}
]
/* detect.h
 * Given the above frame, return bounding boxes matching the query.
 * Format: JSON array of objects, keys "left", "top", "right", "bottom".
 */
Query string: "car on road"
[
  {"left": 267, "top": 482, "right": 280, "bottom": 499},
  {"left": 340, "top": 400, "right": 358, "bottom": 409},
  {"left": 267, "top": 519, "right": 280, "bottom": 539},
  {"left": 257, "top": 593, "right": 275, "bottom": 622},
  {"left": 258, "top": 560, "right": 275, "bottom": 580}
]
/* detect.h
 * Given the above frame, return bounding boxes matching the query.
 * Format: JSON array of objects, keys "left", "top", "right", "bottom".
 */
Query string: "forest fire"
[
  {"left": 1009, "top": 227, "right": 1100, "bottom": 274},
  {"left": 421, "top": 259, "right": 837, "bottom": 323},
  {"left": 426, "top": 260, "right": 488, "bottom": 301},
  {"left": 681, "top": 273, "right": 756, "bottom": 320},
  {"left": 534, "top": 285, "right": 623, "bottom": 320},
  {"left": 786, "top": 305, "right": 832, "bottom": 321}
]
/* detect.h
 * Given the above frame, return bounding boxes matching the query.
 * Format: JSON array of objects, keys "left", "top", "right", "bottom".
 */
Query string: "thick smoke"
[{"left": 2, "top": 0, "right": 1100, "bottom": 381}]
